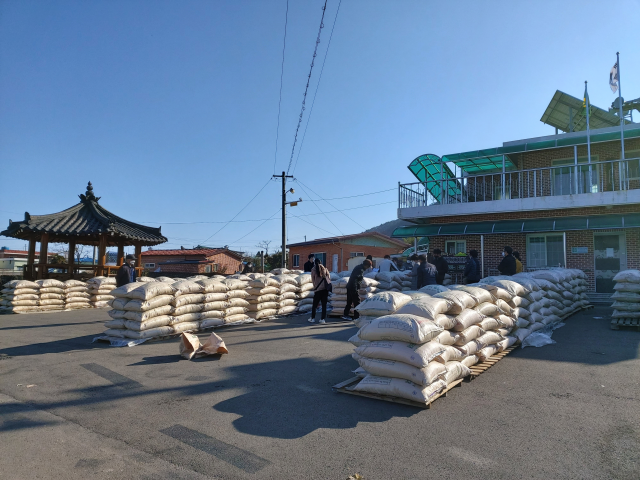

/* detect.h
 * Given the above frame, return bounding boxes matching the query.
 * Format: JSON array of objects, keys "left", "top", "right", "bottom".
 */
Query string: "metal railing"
[{"left": 399, "top": 157, "right": 640, "bottom": 208}]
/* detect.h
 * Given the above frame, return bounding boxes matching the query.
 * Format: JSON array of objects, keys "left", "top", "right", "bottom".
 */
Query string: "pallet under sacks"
[{"left": 335, "top": 268, "right": 591, "bottom": 408}]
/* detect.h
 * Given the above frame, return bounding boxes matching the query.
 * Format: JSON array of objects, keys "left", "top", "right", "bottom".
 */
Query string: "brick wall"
[
  {"left": 288, "top": 243, "right": 406, "bottom": 273},
  {"left": 426, "top": 227, "right": 640, "bottom": 292}
]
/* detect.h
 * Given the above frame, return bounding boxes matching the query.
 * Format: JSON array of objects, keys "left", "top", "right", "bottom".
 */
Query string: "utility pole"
[{"left": 273, "top": 171, "right": 293, "bottom": 268}]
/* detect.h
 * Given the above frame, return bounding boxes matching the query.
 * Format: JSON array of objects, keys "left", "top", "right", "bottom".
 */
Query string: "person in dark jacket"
[
  {"left": 242, "top": 262, "right": 254, "bottom": 274},
  {"left": 303, "top": 254, "right": 315, "bottom": 273},
  {"left": 432, "top": 249, "right": 449, "bottom": 285},
  {"left": 342, "top": 259, "right": 372, "bottom": 320},
  {"left": 463, "top": 250, "right": 481, "bottom": 284},
  {"left": 116, "top": 254, "right": 137, "bottom": 287},
  {"left": 417, "top": 255, "right": 437, "bottom": 289},
  {"left": 498, "top": 246, "right": 517, "bottom": 276}
]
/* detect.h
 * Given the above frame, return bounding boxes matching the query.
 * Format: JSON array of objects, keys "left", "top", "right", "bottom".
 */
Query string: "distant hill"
[{"left": 364, "top": 219, "right": 409, "bottom": 238}]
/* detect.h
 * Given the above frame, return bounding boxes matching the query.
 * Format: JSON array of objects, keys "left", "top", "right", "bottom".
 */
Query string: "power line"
[
  {"left": 230, "top": 208, "right": 282, "bottom": 244},
  {"left": 289, "top": 210, "right": 338, "bottom": 237},
  {"left": 293, "top": 179, "right": 343, "bottom": 235},
  {"left": 285, "top": 0, "right": 328, "bottom": 175},
  {"left": 272, "top": 0, "right": 289, "bottom": 174},
  {"left": 291, "top": 0, "right": 342, "bottom": 175},
  {"left": 200, "top": 178, "right": 273, "bottom": 244},
  {"left": 316, "top": 188, "right": 395, "bottom": 201},
  {"left": 296, "top": 177, "right": 366, "bottom": 230}
]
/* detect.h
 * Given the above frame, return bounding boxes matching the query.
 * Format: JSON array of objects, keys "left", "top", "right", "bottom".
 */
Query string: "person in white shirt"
[{"left": 378, "top": 255, "right": 399, "bottom": 272}]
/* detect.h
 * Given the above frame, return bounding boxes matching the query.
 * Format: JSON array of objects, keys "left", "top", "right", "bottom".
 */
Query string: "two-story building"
[{"left": 393, "top": 90, "right": 640, "bottom": 299}]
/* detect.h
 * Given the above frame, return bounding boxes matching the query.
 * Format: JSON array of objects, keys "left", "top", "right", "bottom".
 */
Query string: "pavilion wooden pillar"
[
  {"left": 117, "top": 243, "right": 125, "bottom": 266},
  {"left": 68, "top": 240, "right": 76, "bottom": 279},
  {"left": 97, "top": 234, "right": 107, "bottom": 277},
  {"left": 135, "top": 243, "right": 142, "bottom": 275},
  {"left": 27, "top": 236, "right": 36, "bottom": 280},
  {"left": 37, "top": 233, "right": 49, "bottom": 279}
]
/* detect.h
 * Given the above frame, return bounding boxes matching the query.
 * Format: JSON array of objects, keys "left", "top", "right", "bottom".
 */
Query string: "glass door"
[{"left": 594, "top": 233, "right": 626, "bottom": 293}]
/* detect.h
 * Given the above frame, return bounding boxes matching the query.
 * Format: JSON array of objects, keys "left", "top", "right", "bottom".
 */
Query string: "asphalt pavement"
[{"left": 0, "top": 306, "right": 639, "bottom": 480}]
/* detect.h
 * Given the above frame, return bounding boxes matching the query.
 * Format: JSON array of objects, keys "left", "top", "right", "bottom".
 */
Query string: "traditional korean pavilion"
[{"left": 1, "top": 182, "right": 167, "bottom": 279}]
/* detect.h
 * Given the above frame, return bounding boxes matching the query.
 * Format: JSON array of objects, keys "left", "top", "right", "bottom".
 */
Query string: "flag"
[{"left": 610, "top": 62, "right": 619, "bottom": 93}]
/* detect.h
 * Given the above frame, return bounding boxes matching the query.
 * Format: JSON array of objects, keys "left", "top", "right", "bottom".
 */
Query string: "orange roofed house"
[
  {"left": 287, "top": 232, "right": 408, "bottom": 273},
  {"left": 141, "top": 248, "right": 243, "bottom": 275}
]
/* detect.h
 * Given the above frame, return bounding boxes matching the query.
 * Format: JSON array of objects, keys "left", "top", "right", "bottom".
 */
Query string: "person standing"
[
  {"left": 463, "top": 250, "right": 481, "bottom": 284},
  {"left": 378, "top": 255, "right": 399, "bottom": 272},
  {"left": 116, "top": 254, "right": 137, "bottom": 287},
  {"left": 409, "top": 254, "right": 419, "bottom": 290},
  {"left": 242, "top": 262, "right": 254, "bottom": 274},
  {"left": 342, "top": 259, "right": 372, "bottom": 320},
  {"left": 417, "top": 254, "right": 437, "bottom": 289},
  {"left": 513, "top": 251, "right": 523, "bottom": 273},
  {"left": 364, "top": 255, "right": 374, "bottom": 274},
  {"left": 303, "top": 254, "right": 315, "bottom": 273},
  {"left": 308, "top": 258, "right": 331, "bottom": 324},
  {"left": 432, "top": 249, "right": 449, "bottom": 285},
  {"left": 498, "top": 246, "right": 517, "bottom": 276}
]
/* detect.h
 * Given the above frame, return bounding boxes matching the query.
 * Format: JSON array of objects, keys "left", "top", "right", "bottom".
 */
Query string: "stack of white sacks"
[
  {"left": 272, "top": 274, "right": 299, "bottom": 316},
  {"left": 88, "top": 277, "right": 117, "bottom": 308},
  {"left": 611, "top": 270, "right": 640, "bottom": 319},
  {"left": 346, "top": 268, "right": 589, "bottom": 404},
  {"left": 63, "top": 280, "right": 91, "bottom": 310},
  {"left": 36, "top": 279, "right": 66, "bottom": 312},
  {"left": 221, "top": 277, "right": 251, "bottom": 324},
  {"left": 0, "top": 280, "right": 40, "bottom": 314},
  {"left": 246, "top": 275, "right": 280, "bottom": 321},
  {"left": 296, "top": 273, "right": 315, "bottom": 315},
  {"left": 373, "top": 271, "right": 412, "bottom": 293}
]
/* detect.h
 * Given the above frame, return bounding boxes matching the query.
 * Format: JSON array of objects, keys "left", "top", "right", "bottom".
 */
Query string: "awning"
[
  {"left": 407, "top": 154, "right": 461, "bottom": 202},
  {"left": 541, "top": 90, "right": 631, "bottom": 133},
  {"left": 391, "top": 213, "right": 640, "bottom": 237}
]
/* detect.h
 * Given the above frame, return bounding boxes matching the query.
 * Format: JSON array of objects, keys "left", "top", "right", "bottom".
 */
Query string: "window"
[
  {"left": 527, "top": 234, "right": 565, "bottom": 268},
  {"left": 205, "top": 265, "right": 212, "bottom": 273},
  {"left": 312, "top": 252, "right": 326, "bottom": 265},
  {"left": 144, "top": 263, "right": 155, "bottom": 268},
  {"left": 292, "top": 254, "right": 300, "bottom": 267},
  {"left": 625, "top": 150, "right": 640, "bottom": 181},
  {"left": 552, "top": 156, "right": 599, "bottom": 195},
  {"left": 445, "top": 240, "right": 466, "bottom": 255},
  {"left": 349, "top": 252, "right": 364, "bottom": 258}
]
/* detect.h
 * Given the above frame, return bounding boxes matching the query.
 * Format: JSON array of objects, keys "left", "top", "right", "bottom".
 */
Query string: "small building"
[
  {"left": 0, "top": 248, "right": 53, "bottom": 261},
  {"left": 287, "top": 232, "right": 408, "bottom": 273},
  {"left": 141, "top": 248, "right": 243, "bottom": 275},
  {"left": 394, "top": 90, "right": 640, "bottom": 299}
]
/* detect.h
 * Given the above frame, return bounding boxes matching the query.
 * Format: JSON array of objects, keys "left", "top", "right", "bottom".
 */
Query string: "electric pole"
[{"left": 273, "top": 171, "right": 293, "bottom": 268}]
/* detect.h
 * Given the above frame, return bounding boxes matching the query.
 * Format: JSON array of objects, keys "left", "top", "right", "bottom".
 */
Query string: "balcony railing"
[{"left": 399, "top": 157, "right": 640, "bottom": 209}]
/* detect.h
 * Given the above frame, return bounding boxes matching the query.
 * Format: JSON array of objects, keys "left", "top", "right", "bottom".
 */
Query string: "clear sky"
[{"left": 1, "top": 0, "right": 639, "bottom": 255}]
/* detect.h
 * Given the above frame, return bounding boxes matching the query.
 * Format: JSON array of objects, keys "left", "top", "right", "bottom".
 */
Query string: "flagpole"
[
  {"left": 585, "top": 81, "right": 592, "bottom": 191},
  {"left": 616, "top": 52, "right": 625, "bottom": 190}
]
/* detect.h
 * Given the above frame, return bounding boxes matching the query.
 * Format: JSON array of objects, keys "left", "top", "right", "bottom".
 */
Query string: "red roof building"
[{"left": 141, "top": 248, "right": 243, "bottom": 275}]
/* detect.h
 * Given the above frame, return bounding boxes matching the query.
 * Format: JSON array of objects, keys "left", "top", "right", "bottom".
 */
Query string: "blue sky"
[{"left": 1, "top": 0, "right": 639, "bottom": 255}]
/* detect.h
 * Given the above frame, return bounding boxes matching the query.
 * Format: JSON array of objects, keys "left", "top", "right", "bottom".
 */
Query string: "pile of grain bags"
[
  {"left": 610, "top": 270, "right": 640, "bottom": 319},
  {"left": 272, "top": 274, "right": 299, "bottom": 316},
  {"left": 63, "top": 280, "right": 91, "bottom": 310},
  {"left": 246, "top": 276, "right": 279, "bottom": 321},
  {"left": 103, "top": 282, "right": 176, "bottom": 341},
  {"left": 296, "top": 273, "right": 315, "bottom": 315},
  {"left": 0, "top": 280, "right": 40, "bottom": 314},
  {"left": 88, "top": 277, "right": 117, "bottom": 308},
  {"left": 374, "top": 272, "right": 403, "bottom": 293},
  {"left": 36, "top": 279, "right": 66, "bottom": 312},
  {"left": 170, "top": 280, "right": 206, "bottom": 335},
  {"left": 221, "top": 277, "right": 252, "bottom": 324},
  {"left": 331, "top": 277, "right": 349, "bottom": 314},
  {"left": 198, "top": 278, "right": 230, "bottom": 329},
  {"left": 349, "top": 287, "right": 518, "bottom": 402}
]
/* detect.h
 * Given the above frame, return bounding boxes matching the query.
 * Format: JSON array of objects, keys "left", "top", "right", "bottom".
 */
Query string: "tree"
[
  {"left": 256, "top": 240, "right": 272, "bottom": 256},
  {"left": 49, "top": 243, "right": 91, "bottom": 264},
  {"left": 265, "top": 250, "right": 283, "bottom": 271}
]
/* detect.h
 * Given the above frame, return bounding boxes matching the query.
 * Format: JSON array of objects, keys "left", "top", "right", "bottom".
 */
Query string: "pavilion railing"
[{"left": 399, "top": 157, "right": 640, "bottom": 209}]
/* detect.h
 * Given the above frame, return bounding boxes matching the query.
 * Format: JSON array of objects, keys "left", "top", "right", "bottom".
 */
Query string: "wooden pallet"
[
  {"left": 332, "top": 376, "right": 464, "bottom": 409},
  {"left": 468, "top": 346, "right": 517, "bottom": 379},
  {"left": 610, "top": 318, "right": 640, "bottom": 331}
]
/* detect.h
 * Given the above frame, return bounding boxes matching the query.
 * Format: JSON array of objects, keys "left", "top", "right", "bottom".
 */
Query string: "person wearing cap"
[{"left": 116, "top": 254, "right": 137, "bottom": 287}]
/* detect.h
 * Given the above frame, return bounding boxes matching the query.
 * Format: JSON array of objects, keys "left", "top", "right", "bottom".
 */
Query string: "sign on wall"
[{"left": 571, "top": 247, "right": 588, "bottom": 254}]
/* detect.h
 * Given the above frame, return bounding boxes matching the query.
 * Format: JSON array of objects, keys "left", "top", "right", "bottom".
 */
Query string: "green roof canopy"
[
  {"left": 407, "top": 154, "right": 461, "bottom": 202},
  {"left": 392, "top": 213, "right": 640, "bottom": 237}
]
